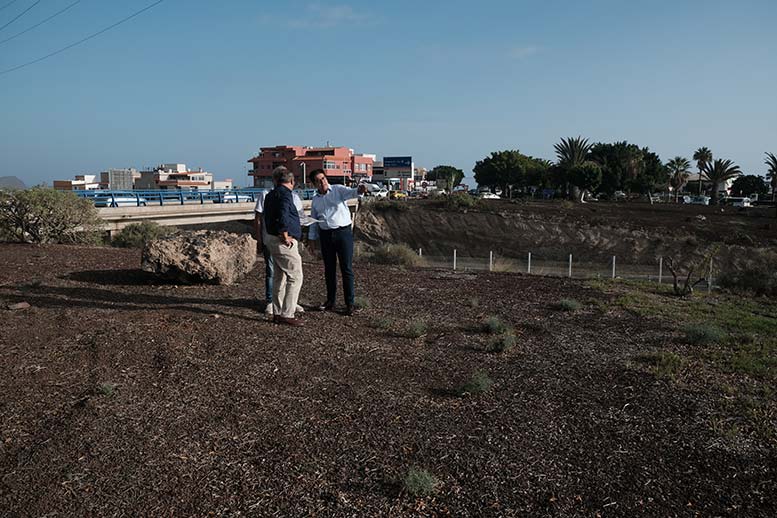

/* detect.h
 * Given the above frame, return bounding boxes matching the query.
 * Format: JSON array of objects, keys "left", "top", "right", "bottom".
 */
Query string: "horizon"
[{"left": 1, "top": 1, "right": 775, "bottom": 187}]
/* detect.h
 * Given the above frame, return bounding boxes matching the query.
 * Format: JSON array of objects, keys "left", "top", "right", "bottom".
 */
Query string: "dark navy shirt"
[{"left": 264, "top": 185, "right": 302, "bottom": 240}]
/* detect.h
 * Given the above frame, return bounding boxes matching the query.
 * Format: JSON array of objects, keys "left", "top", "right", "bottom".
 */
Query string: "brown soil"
[
  {"left": 356, "top": 200, "right": 777, "bottom": 272},
  {"left": 1, "top": 243, "right": 775, "bottom": 516}
]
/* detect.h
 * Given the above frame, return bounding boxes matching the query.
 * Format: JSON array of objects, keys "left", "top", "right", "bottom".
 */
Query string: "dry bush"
[{"left": 368, "top": 244, "right": 426, "bottom": 267}]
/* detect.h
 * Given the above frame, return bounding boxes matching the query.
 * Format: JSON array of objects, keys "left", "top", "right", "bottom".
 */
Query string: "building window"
[{"left": 324, "top": 161, "right": 336, "bottom": 169}]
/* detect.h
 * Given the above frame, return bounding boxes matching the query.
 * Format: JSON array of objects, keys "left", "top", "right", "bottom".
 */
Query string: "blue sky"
[{"left": 1, "top": 0, "right": 775, "bottom": 187}]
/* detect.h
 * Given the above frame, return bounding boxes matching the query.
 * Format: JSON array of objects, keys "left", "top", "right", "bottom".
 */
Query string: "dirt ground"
[{"left": 1, "top": 243, "right": 775, "bottom": 516}]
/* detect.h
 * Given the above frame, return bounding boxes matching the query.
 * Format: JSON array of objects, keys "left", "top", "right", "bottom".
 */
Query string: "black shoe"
[
  {"left": 344, "top": 304, "right": 355, "bottom": 316},
  {"left": 318, "top": 302, "right": 335, "bottom": 311}
]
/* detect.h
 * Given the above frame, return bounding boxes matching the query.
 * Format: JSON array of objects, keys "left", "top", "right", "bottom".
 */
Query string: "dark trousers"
[
  {"left": 319, "top": 226, "right": 355, "bottom": 306},
  {"left": 262, "top": 243, "right": 274, "bottom": 303}
]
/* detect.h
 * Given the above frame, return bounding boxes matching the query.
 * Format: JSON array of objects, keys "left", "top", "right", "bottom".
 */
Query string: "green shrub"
[
  {"left": 556, "top": 299, "right": 582, "bottom": 311},
  {"left": 445, "top": 192, "right": 479, "bottom": 211},
  {"left": 403, "top": 468, "right": 437, "bottom": 497},
  {"left": 719, "top": 266, "right": 777, "bottom": 297},
  {"left": 457, "top": 370, "right": 493, "bottom": 396},
  {"left": 683, "top": 323, "right": 727, "bottom": 346},
  {"left": 401, "top": 320, "right": 428, "bottom": 338},
  {"left": 98, "top": 382, "right": 117, "bottom": 397},
  {"left": 371, "top": 200, "right": 409, "bottom": 212},
  {"left": 0, "top": 187, "right": 101, "bottom": 244},
  {"left": 373, "top": 317, "right": 393, "bottom": 330},
  {"left": 369, "top": 244, "right": 426, "bottom": 267},
  {"left": 353, "top": 296, "right": 371, "bottom": 310},
  {"left": 112, "top": 222, "right": 173, "bottom": 248},
  {"left": 482, "top": 316, "right": 508, "bottom": 334},
  {"left": 487, "top": 332, "right": 516, "bottom": 353}
]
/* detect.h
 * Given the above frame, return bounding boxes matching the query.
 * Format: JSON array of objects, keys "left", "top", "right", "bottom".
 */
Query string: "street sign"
[{"left": 383, "top": 156, "right": 412, "bottom": 169}]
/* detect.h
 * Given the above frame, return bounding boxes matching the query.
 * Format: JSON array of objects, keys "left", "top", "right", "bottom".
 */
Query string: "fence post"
[
  {"left": 612, "top": 256, "right": 616, "bottom": 279},
  {"left": 453, "top": 249, "right": 457, "bottom": 271},
  {"left": 418, "top": 248, "right": 422, "bottom": 257},
  {"left": 708, "top": 257, "right": 713, "bottom": 293},
  {"left": 658, "top": 256, "right": 663, "bottom": 284},
  {"left": 527, "top": 252, "right": 532, "bottom": 274},
  {"left": 489, "top": 251, "right": 493, "bottom": 272},
  {"left": 568, "top": 254, "right": 572, "bottom": 278}
]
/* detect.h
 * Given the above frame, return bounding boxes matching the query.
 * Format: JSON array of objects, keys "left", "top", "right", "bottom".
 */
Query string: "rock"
[
  {"left": 695, "top": 215, "right": 707, "bottom": 222},
  {"left": 141, "top": 230, "right": 257, "bottom": 285},
  {"left": 7, "top": 302, "right": 30, "bottom": 310}
]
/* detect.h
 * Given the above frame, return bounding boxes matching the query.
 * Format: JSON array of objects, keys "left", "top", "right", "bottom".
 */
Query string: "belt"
[{"left": 320, "top": 224, "right": 351, "bottom": 232}]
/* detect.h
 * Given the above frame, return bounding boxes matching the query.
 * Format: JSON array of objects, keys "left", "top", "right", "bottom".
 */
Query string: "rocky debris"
[
  {"left": 696, "top": 215, "right": 707, "bottom": 221},
  {"left": 141, "top": 230, "right": 256, "bottom": 285},
  {"left": 6, "top": 302, "right": 30, "bottom": 310}
]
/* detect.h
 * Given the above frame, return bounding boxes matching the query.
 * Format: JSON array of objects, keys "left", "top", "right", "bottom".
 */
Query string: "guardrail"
[{"left": 72, "top": 188, "right": 320, "bottom": 207}]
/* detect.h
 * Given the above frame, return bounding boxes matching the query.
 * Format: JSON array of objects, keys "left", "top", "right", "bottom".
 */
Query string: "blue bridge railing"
[{"left": 73, "top": 188, "right": 319, "bottom": 207}]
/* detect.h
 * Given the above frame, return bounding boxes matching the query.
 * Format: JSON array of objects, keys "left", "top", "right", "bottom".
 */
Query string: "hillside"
[
  {"left": 0, "top": 176, "right": 26, "bottom": 190},
  {"left": 1, "top": 243, "right": 775, "bottom": 516}
]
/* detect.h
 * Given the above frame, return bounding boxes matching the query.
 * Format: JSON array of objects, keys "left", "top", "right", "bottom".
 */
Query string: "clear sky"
[{"left": 1, "top": 0, "right": 775, "bottom": 187}]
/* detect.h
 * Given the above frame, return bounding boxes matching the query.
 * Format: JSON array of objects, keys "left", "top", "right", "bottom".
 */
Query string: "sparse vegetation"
[
  {"left": 0, "top": 187, "right": 101, "bottom": 244},
  {"left": 403, "top": 468, "right": 437, "bottom": 497},
  {"left": 482, "top": 316, "right": 508, "bottom": 334},
  {"left": 372, "top": 317, "right": 393, "bottom": 330},
  {"left": 401, "top": 320, "right": 428, "bottom": 338},
  {"left": 719, "top": 264, "right": 777, "bottom": 297},
  {"left": 487, "top": 331, "right": 516, "bottom": 353},
  {"left": 556, "top": 298, "right": 582, "bottom": 311},
  {"left": 353, "top": 296, "right": 371, "bottom": 310},
  {"left": 491, "top": 257, "right": 520, "bottom": 273},
  {"left": 98, "top": 382, "right": 117, "bottom": 397},
  {"left": 683, "top": 323, "right": 727, "bottom": 346},
  {"left": 468, "top": 297, "right": 479, "bottom": 308},
  {"left": 371, "top": 200, "right": 409, "bottom": 212},
  {"left": 369, "top": 244, "right": 426, "bottom": 267},
  {"left": 444, "top": 192, "right": 479, "bottom": 211},
  {"left": 634, "top": 351, "right": 685, "bottom": 379},
  {"left": 111, "top": 222, "right": 174, "bottom": 248},
  {"left": 457, "top": 370, "right": 493, "bottom": 396}
]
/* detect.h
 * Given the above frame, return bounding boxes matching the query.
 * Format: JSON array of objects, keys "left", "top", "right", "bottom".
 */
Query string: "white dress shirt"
[{"left": 308, "top": 185, "right": 360, "bottom": 240}]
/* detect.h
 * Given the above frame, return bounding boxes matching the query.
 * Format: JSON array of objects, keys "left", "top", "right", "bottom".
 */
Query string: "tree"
[
  {"left": 729, "top": 175, "right": 768, "bottom": 197},
  {"left": 554, "top": 136, "right": 593, "bottom": 200},
  {"left": 473, "top": 150, "right": 545, "bottom": 197},
  {"left": 693, "top": 147, "right": 713, "bottom": 195},
  {"left": 667, "top": 156, "right": 691, "bottom": 201},
  {"left": 428, "top": 165, "right": 464, "bottom": 192},
  {"left": 589, "top": 141, "right": 643, "bottom": 195},
  {"left": 766, "top": 152, "right": 777, "bottom": 202},
  {"left": 568, "top": 163, "right": 602, "bottom": 202},
  {"left": 704, "top": 159, "right": 741, "bottom": 203}
]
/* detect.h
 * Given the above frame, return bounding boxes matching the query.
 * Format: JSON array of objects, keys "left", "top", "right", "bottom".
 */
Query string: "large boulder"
[{"left": 142, "top": 230, "right": 256, "bottom": 285}]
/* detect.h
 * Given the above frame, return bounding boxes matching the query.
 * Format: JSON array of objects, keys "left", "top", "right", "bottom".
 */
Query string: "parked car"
[
  {"left": 688, "top": 195, "right": 711, "bottom": 206},
  {"left": 728, "top": 197, "right": 752, "bottom": 208},
  {"left": 613, "top": 190, "right": 627, "bottom": 201},
  {"left": 93, "top": 195, "right": 147, "bottom": 207},
  {"left": 373, "top": 188, "right": 388, "bottom": 199},
  {"left": 480, "top": 192, "right": 500, "bottom": 200},
  {"left": 214, "top": 192, "right": 253, "bottom": 203},
  {"left": 389, "top": 190, "right": 408, "bottom": 200}
]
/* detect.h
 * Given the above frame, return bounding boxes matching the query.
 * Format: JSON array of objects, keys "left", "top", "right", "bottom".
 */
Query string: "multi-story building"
[
  {"left": 53, "top": 174, "right": 100, "bottom": 191},
  {"left": 135, "top": 164, "right": 215, "bottom": 190},
  {"left": 99, "top": 168, "right": 139, "bottom": 190},
  {"left": 247, "top": 145, "right": 374, "bottom": 188}
]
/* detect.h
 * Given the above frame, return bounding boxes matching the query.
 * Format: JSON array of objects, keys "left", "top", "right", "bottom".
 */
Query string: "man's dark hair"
[{"left": 310, "top": 169, "right": 326, "bottom": 182}]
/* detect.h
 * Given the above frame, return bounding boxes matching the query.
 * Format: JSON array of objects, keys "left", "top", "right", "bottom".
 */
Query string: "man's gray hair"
[{"left": 272, "top": 166, "right": 295, "bottom": 184}]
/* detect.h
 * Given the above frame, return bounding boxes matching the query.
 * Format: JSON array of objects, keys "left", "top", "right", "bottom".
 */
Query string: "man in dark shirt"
[{"left": 263, "top": 166, "right": 304, "bottom": 326}]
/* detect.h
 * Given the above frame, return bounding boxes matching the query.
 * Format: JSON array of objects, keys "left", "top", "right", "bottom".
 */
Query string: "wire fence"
[{"left": 416, "top": 249, "right": 715, "bottom": 290}]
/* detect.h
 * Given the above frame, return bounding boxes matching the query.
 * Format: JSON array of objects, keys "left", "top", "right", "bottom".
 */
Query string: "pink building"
[{"left": 248, "top": 145, "right": 374, "bottom": 188}]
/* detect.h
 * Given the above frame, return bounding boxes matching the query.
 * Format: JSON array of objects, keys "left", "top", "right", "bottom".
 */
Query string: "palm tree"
[
  {"left": 692, "top": 147, "right": 713, "bottom": 195},
  {"left": 554, "top": 136, "right": 593, "bottom": 168},
  {"left": 766, "top": 152, "right": 777, "bottom": 202},
  {"left": 704, "top": 158, "right": 741, "bottom": 203},
  {"left": 667, "top": 156, "right": 691, "bottom": 202}
]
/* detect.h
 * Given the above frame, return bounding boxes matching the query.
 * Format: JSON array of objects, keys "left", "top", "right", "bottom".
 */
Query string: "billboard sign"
[{"left": 383, "top": 156, "right": 412, "bottom": 169}]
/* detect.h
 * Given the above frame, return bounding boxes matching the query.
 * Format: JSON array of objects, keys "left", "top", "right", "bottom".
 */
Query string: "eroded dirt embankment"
[{"left": 354, "top": 201, "right": 777, "bottom": 274}]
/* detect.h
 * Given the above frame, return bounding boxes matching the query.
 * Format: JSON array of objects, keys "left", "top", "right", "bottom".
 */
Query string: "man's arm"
[{"left": 253, "top": 211, "right": 263, "bottom": 252}]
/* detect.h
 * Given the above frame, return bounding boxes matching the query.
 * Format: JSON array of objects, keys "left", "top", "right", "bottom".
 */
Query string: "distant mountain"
[{"left": 0, "top": 176, "right": 26, "bottom": 189}]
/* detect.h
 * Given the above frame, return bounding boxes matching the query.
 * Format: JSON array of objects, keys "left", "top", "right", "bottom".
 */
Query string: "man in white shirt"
[
  {"left": 306, "top": 169, "right": 367, "bottom": 316},
  {"left": 253, "top": 169, "right": 305, "bottom": 316}
]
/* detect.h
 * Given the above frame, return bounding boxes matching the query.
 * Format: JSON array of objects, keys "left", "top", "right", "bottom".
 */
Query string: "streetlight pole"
[{"left": 300, "top": 162, "right": 306, "bottom": 188}]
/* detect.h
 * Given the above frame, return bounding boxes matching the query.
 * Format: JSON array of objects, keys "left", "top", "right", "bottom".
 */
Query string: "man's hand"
[{"left": 280, "top": 232, "right": 293, "bottom": 248}]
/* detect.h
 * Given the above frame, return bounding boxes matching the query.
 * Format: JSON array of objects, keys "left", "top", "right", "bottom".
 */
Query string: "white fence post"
[
  {"left": 489, "top": 251, "right": 493, "bottom": 271},
  {"left": 418, "top": 248, "right": 422, "bottom": 257},
  {"left": 568, "top": 254, "right": 572, "bottom": 278},
  {"left": 612, "top": 256, "right": 616, "bottom": 279},
  {"left": 658, "top": 256, "right": 663, "bottom": 284},
  {"left": 708, "top": 257, "right": 713, "bottom": 293},
  {"left": 453, "top": 249, "right": 457, "bottom": 271},
  {"left": 527, "top": 252, "right": 532, "bottom": 274}
]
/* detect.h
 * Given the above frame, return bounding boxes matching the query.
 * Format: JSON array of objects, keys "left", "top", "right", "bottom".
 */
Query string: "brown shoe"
[{"left": 275, "top": 316, "right": 304, "bottom": 327}]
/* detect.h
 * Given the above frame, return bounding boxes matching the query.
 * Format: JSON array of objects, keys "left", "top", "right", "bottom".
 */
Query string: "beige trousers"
[{"left": 265, "top": 234, "right": 303, "bottom": 318}]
